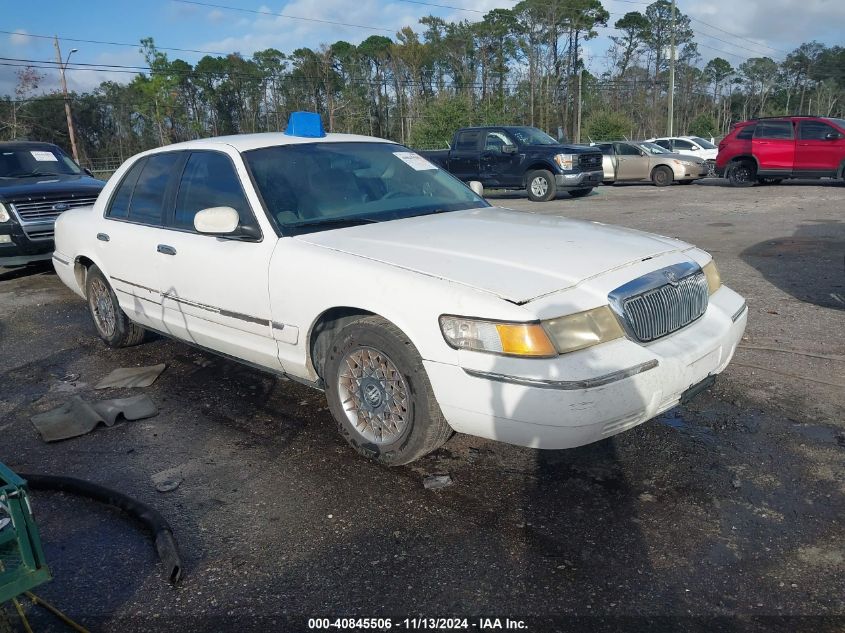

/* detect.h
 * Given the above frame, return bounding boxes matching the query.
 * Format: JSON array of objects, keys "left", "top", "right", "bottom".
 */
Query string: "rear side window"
[
  {"left": 455, "top": 131, "right": 481, "bottom": 151},
  {"left": 173, "top": 152, "right": 253, "bottom": 230},
  {"left": 736, "top": 125, "right": 755, "bottom": 140},
  {"left": 128, "top": 152, "right": 182, "bottom": 226},
  {"left": 755, "top": 121, "right": 793, "bottom": 140},
  {"left": 799, "top": 120, "right": 839, "bottom": 140},
  {"left": 107, "top": 159, "right": 145, "bottom": 219}
]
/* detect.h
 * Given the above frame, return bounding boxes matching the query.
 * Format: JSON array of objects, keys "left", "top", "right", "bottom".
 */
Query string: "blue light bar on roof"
[{"left": 284, "top": 112, "right": 326, "bottom": 138}]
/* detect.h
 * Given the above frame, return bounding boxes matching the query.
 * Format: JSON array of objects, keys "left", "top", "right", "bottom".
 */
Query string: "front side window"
[
  {"left": 484, "top": 132, "right": 513, "bottom": 153},
  {"left": 615, "top": 143, "right": 641, "bottom": 156},
  {"left": 244, "top": 142, "right": 488, "bottom": 234},
  {"left": 0, "top": 145, "right": 81, "bottom": 178},
  {"left": 755, "top": 121, "right": 793, "bottom": 140},
  {"left": 126, "top": 152, "right": 182, "bottom": 226},
  {"left": 173, "top": 152, "right": 253, "bottom": 230},
  {"left": 597, "top": 144, "right": 614, "bottom": 156},
  {"left": 690, "top": 137, "right": 716, "bottom": 149},
  {"left": 673, "top": 139, "right": 695, "bottom": 150},
  {"left": 799, "top": 121, "right": 838, "bottom": 140},
  {"left": 640, "top": 142, "right": 669, "bottom": 155}
]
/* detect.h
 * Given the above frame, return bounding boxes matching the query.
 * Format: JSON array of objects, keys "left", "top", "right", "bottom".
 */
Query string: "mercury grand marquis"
[{"left": 52, "top": 112, "right": 748, "bottom": 465}]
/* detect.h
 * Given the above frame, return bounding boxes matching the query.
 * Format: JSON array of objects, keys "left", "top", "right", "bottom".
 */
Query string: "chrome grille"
[
  {"left": 578, "top": 153, "right": 603, "bottom": 171},
  {"left": 621, "top": 272, "right": 709, "bottom": 342},
  {"left": 22, "top": 227, "right": 54, "bottom": 241},
  {"left": 10, "top": 196, "right": 98, "bottom": 223}
]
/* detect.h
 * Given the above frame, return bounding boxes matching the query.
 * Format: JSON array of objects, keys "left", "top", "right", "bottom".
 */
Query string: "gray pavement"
[{"left": 1, "top": 178, "right": 843, "bottom": 632}]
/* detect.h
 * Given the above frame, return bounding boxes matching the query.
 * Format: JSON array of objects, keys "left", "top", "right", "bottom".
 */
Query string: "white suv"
[
  {"left": 52, "top": 113, "right": 746, "bottom": 465},
  {"left": 647, "top": 136, "right": 718, "bottom": 171}
]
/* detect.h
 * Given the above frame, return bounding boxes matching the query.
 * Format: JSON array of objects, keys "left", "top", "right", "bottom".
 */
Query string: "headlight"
[
  {"left": 703, "top": 260, "right": 721, "bottom": 294},
  {"left": 439, "top": 316, "right": 557, "bottom": 357},
  {"left": 0, "top": 203, "right": 10, "bottom": 223},
  {"left": 542, "top": 306, "right": 625, "bottom": 354},
  {"left": 554, "top": 153, "right": 574, "bottom": 170}
]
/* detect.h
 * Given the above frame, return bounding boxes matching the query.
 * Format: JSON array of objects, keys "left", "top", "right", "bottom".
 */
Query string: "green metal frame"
[{"left": 0, "top": 463, "right": 51, "bottom": 604}]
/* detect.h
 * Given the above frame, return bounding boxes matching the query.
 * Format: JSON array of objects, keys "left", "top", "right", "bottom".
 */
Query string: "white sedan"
[{"left": 53, "top": 113, "right": 747, "bottom": 465}]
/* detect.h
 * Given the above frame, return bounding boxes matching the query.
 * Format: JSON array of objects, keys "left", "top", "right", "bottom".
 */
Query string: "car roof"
[
  {"left": 143, "top": 132, "right": 398, "bottom": 154},
  {"left": 0, "top": 141, "right": 63, "bottom": 151}
]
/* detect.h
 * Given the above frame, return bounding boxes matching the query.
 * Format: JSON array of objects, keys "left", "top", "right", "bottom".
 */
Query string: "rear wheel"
[
  {"left": 526, "top": 170, "right": 557, "bottom": 202},
  {"left": 324, "top": 316, "right": 452, "bottom": 465},
  {"left": 728, "top": 160, "right": 756, "bottom": 187},
  {"left": 568, "top": 188, "right": 593, "bottom": 198},
  {"left": 651, "top": 166, "right": 673, "bottom": 187},
  {"left": 85, "top": 265, "right": 145, "bottom": 348}
]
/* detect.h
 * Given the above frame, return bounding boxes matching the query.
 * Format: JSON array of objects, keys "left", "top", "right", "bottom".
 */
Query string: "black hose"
[{"left": 18, "top": 473, "right": 183, "bottom": 584}]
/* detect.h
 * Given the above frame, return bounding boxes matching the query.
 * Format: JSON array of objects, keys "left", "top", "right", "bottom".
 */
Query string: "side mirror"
[
  {"left": 194, "top": 206, "right": 240, "bottom": 235},
  {"left": 468, "top": 181, "right": 484, "bottom": 197},
  {"left": 502, "top": 144, "right": 518, "bottom": 155},
  {"left": 825, "top": 132, "right": 842, "bottom": 140},
  {"left": 689, "top": 147, "right": 699, "bottom": 151}
]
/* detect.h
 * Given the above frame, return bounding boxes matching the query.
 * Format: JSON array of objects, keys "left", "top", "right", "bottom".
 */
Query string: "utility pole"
[
  {"left": 667, "top": 0, "right": 676, "bottom": 136},
  {"left": 54, "top": 36, "right": 80, "bottom": 163},
  {"left": 575, "top": 68, "right": 583, "bottom": 144}
]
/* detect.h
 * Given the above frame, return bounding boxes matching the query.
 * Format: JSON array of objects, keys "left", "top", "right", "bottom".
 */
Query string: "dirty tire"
[
  {"left": 527, "top": 169, "right": 556, "bottom": 202},
  {"left": 324, "top": 316, "right": 452, "bottom": 466},
  {"left": 568, "top": 187, "right": 593, "bottom": 198},
  {"left": 651, "top": 165, "right": 673, "bottom": 187},
  {"left": 728, "top": 160, "right": 756, "bottom": 187},
  {"left": 85, "top": 265, "right": 146, "bottom": 348}
]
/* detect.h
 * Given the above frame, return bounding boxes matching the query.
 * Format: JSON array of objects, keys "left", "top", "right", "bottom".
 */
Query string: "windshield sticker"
[
  {"left": 31, "top": 151, "right": 59, "bottom": 162},
  {"left": 393, "top": 151, "right": 437, "bottom": 171}
]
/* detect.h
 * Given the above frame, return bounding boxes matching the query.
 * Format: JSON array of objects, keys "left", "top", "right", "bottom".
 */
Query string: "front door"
[
  {"left": 614, "top": 143, "right": 649, "bottom": 181},
  {"left": 98, "top": 151, "right": 183, "bottom": 332},
  {"left": 753, "top": 119, "right": 795, "bottom": 172},
  {"left": 156, "top": 149, "right": 282, "bottom": 372},
  {"left": 796, "top": 120, "right": 845, "bottom": 174},
  {"left": 480, "top": 130, "right": 520, "bottom": 186}
]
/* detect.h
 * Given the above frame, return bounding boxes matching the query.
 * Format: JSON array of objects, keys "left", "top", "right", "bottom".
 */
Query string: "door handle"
[
  {"left": 157, "top": 244, "right": 177, "bottom": 256},
  {"left": 96, "top": 233, "right": 110, "bottom": 242}
]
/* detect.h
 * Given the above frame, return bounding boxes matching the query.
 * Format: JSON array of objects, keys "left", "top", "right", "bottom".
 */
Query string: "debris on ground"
[
  {"left": 152, "top": 467, "right": 185, "bottom": 493},
  {"left": 423, "top": 474, "right": 453, "bottom": 490},
  {"left": 31, "top": 395, "right": 158, "bottom": 442},
  {"left": 94, "top": 363, "right": 167, "bottom": 389},
  {"left": 731, "top": 478, "right": 742, "bottom": 489}
]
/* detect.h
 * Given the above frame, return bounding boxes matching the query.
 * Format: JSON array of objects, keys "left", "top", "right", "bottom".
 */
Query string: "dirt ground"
[{"left": 1, "top": 178, "right": 843, "bottom": 632}]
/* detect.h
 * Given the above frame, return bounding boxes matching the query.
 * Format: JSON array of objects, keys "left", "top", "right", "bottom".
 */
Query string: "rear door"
[
  {"left": 753, "top": 120, "right": 795, "bottom": 172},
  {"left": 614, "top": 142, "right": 649, "bottom": 181},
  {"left": 448, "top": 130, "right": 482, "bottom": 181},
  {"left": 795, "top": 119, "right": 845, "bottom": 174},
  {"left": 156, "top": 149, "right": 282, "bottom": 371},
  {"left": 99, "top": 151, "right": 184, "bottom": 331}
]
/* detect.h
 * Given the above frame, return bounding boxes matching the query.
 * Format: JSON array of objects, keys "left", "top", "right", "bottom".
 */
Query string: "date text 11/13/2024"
[{"left": 307, "top": 617, "right": 528, "bottom": 629}]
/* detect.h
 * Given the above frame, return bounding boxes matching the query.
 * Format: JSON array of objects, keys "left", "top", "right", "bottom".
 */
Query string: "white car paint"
[
  {"left": 52, "top": 131, "right": 747, "bottom": 452},
  {"left": 647, "top": 136, "right": 719, "bottom": 162}
]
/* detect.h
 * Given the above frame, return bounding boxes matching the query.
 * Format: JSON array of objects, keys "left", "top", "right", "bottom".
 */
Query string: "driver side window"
[
  {"left": 615, "top": 143, "right": 641, "bottom": 156},
  {"left": 172, "top": 152, "right": 253, "bottom": 231},
  {"left": 484, "top": 132, "right": 513, "bottom": 153}
]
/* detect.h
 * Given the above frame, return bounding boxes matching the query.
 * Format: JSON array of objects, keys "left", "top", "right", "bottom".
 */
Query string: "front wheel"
[
  {"left": 85, "top": 265, "right": 145, "bottom": 347},
  {"left": 526, "top": 170, "right": 557, "bottom": 202},
  {"left": 324, "top": 316, "right": 452, "bottom": 465},
  {"left": 651, "top": 166, "right": 673, "bottom": 187},
  {"left": 728, "top": 160, "right": 756, "bottom": 187},
  {"left": 568, "top": 188, "right": 593, "bottom": 198}
]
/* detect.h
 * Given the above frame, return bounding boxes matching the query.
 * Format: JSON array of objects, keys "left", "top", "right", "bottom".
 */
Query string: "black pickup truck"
[
  {"left": 418, "top": 126, "right": 604, "bottom": 202},
  {"left": 0, "top": 141, "right": 105, "bottom": 266}
]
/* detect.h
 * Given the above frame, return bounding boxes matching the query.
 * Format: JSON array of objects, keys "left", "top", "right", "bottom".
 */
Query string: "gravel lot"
[{"left": 1, "top": 178, "right": 843, "bottom": 632}]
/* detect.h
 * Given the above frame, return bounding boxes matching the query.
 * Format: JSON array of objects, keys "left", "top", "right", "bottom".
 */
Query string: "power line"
[
  {"left": 171, "top": 0, "right": 394, "bottom": 33},
  {"left": 0, "top": 29, "right": 227, "bottom": 56}
]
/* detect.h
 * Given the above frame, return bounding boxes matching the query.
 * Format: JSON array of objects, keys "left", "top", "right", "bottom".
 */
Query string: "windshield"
[
  {"left": 0, "top": 146, "right": 81, "bottom": 178},
  {"left": 639, "top": 141, "right": 670, "bottom": 154},
  {"left": 244, "top": 142, "right": 488, "bottom": 234},
  {"left": 509, "top": 127, "right": 560, "bottom": 146},
  {"left": 690, "top": 137, "right": 716, "bottom": 149}
]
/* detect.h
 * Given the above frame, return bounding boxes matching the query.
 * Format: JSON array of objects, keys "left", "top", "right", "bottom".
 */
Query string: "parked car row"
[{"left": 593, "top": 141, "right": 709, "bottom": 186}]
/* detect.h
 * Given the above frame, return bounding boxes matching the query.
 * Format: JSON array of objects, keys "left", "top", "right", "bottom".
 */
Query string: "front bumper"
[
  {"left": 0, "top": 222, "right": 54, "bottom": 266},
  {"left": 424, "top": 286, "right": 747, "bottom": 449},
  {"left": 555, "top": 170, "right": 604, "bottom": 189},
  {"left": 673, "top": 163, "right": 709, "bottom": 180}
]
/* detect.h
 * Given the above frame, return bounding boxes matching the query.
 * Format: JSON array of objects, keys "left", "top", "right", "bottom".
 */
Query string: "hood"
[
  {"left": 523, "top": 144, "right": 598, "bottom": 154},
  {"left": 0, "top": 174, "right": 105, "bottom": 200},
  {"left": 295, "top": 207, "right": 690, "bottom": 304}
]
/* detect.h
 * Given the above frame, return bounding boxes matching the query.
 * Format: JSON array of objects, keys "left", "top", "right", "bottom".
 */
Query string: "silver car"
[{"left": 595, "top": 141, "right": 709, "bottom": 186}]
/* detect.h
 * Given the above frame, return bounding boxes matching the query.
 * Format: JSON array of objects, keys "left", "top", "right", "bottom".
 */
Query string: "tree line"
[{"left": 1, "top": 0, "right": 843, "bottom": 166}]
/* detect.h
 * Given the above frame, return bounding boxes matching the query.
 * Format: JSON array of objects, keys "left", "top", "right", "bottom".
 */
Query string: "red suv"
[{"left": 716, "top": 116, "right": 845, "bottom": 186}]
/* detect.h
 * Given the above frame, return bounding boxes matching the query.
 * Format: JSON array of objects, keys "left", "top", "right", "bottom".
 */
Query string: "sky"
[{"left": 2, "top": 0, "right": 843, "bottom": 97}]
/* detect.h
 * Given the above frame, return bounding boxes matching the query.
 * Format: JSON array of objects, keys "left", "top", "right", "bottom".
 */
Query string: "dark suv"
[
  {"left": 0, "top": 141, "right": 105, "bottom": 266},
  {"left": 716, "top": 116, "right": 845, "bottom": 186}
]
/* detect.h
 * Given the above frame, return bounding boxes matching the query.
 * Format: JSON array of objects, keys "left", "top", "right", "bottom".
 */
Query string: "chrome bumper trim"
[
  {"left": 731, "top": 301, "right": 748, "bottom": 322},
  {"left": 463, "top": 359, "right": 659, "bottom": 390}
]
